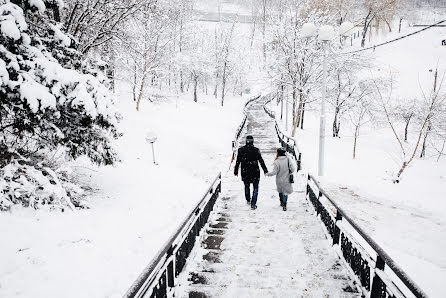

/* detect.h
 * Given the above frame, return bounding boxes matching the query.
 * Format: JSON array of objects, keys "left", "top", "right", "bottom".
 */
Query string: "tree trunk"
[
  {"left": 398, "top": 17, "right": 403, "bottom": 33},
  {"left": 221, "top": 62, "right": 227, "bottom": 106},
  {"left": 180, "top": 71, "right": 184, "bottom": 92},
  {"left": 437, "top": 139, "right": 446, "bottom": 162},
  {"left": 280, "top": 96, "right": 283, "bottom": 120},
  {"left": 300, "top": 102, "right": 306, "bottom": 129},
  {"left": 385, "top": 19, "right": 392, "bottom": 32},
  {"left": 404, "top": 117, "right": 411, "bottom": 141},
  {"left": 333, "top": 107, "right": 339, "bottom": 137},
  {"left": 291, "top": 89, "right": 303, "bottom": 137},
  {"left": 250, "top": 20, "right": 256, "bottom": 48},
  {"left": 213, "top": 73, "right": 218, "bottom": 99},
  {"left": 262, "top": 0, "right": 267, "bottom": 61},
  {"left": 361, "top": 17, "right": 370, "bottom": 47},
  {"left": 193, "top": 75, "right": 198, "bottom": 102},
  {"left": 136, "top": 73, "right": 147, "bottom": 111},
  {"left": 420, "top": 122, "right": 431, "bottom": 158},
  {"left": 353, "top": 126, "right": 359, "bottom": 159},
  {"left": 132, "top": 63, "right": 137, "bottom": 101},
  {"left": 136, "top": 55, "right": 148, "bottom": 111}
]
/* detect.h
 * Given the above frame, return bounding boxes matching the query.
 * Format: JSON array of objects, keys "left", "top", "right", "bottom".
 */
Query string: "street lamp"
[
  {"left": 301, "top": 22, "right": 353, "bottom": 176},
  {"left": 145, "top": 131, "right": 158, "bottom": 165}
]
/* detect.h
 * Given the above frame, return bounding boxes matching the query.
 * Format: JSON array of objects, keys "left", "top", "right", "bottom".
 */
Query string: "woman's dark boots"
[{"left": 283, "top": 202, "right": 287, "bottom": 211}]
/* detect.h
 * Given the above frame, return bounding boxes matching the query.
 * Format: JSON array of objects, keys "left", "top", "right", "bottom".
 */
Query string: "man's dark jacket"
[{"left": 234, "top": 144, "right": 268, "bottom": 183}]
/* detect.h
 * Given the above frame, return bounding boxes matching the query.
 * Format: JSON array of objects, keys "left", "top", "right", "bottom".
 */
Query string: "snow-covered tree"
[{"left": 0, "top": 0, "right": 119, "bottom": 211}]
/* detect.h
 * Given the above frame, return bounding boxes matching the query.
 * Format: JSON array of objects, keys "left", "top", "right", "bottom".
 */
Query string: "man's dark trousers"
[{"left": 244, "top": 180, "right": 259, "bottom": 207}]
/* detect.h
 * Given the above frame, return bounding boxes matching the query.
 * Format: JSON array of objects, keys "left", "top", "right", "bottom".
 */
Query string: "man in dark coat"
[{"left": 234, "top": 135, "right": 268, "bottom": 209}]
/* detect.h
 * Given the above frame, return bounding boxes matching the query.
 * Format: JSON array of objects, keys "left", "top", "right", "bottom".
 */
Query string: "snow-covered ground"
[
  {"left": 0, "top": 82, "right": 258, "bottom": 297},
  {"left": 274, "top": 24, "right": 446, "bottom": 298}
]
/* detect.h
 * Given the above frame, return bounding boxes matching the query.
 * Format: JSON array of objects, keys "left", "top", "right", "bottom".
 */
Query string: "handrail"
[
  {"left": 307, "top": 174, "right": 428, "bottom": 298},
  {"left": 261, "top": 94, "right": 426, "bottom": 297},
  {"left": 124, "top": 173, "right": 222, "bottom": 298},
  {"left": 232, "top": 94, "right": 261, "bottom": 151},
  {"left": 262, "top": 96, "right": 302, "bottom": 171},
  {"left": 229, "top": 94, "right": 261, "bottom": 169}
]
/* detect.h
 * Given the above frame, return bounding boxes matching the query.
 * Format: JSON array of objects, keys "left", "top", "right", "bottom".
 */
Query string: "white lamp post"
[
  {"left": 145, "top": 131, "right": 158, "bottom": 165},
  {"left": 301, "top": 22, "right": 351, "bottom": 176}
]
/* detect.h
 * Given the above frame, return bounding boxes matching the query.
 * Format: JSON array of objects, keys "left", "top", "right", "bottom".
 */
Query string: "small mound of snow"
[
  {"left": 29, "top": 0, "right": 45, "bottom": 13},
  {"left": 19, "top": 75, "right": 57, "bottom": 113},
  {"left": 51, "top": 24, "right": 71, "bottom": 46}
]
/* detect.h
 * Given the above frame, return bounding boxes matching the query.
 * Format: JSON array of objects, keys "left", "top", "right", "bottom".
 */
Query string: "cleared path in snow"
[{"left": 174, "top": 99, "right": 360, "bottom": 298}]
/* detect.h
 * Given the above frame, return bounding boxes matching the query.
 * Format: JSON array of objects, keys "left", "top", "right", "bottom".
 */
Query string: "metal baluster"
[
  {"left": 332, "top": 211, "right": 342, "bottom": 245},
  {"left": 370, "top": 256, "right": 386, "bottom": 298}
]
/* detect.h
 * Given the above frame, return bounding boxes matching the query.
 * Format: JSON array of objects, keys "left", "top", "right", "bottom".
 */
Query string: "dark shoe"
[
  {"left": 283, "top": 203, "right": 287, "bottom": 211},
  {"left": 280, "top": 199, "right": 284, "bottom": 207},
  {"left": 246, "top": 199, "right": 251, "bottom": 205},
  {"left": 251, "top": 205, "right": 257, "bottom": 210}
]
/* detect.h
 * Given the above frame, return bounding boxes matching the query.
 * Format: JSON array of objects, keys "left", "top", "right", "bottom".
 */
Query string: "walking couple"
[{"left": 234, "top": 135, "right": 296, "bottom": 211}]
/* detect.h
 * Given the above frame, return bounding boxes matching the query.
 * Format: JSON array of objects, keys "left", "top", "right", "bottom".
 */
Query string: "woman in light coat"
[{"left": 266, "top": 148, "right": 296, "bottom": 211}]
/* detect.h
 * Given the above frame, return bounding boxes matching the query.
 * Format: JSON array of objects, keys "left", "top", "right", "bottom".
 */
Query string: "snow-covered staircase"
[{"left": 174, "top": 100, "right": 361, "bottom": 297}]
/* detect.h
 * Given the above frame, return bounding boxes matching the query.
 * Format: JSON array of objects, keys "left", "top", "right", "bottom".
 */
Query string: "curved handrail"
[
  {"left": 307, "top": 174, "right": 428, "bottom": 298},
  {"left": 263, "top": 96, "right": 302, "bottom": 171},
  {"left": 124, "top": 173, "right": 222, "bottom": 298},
  {"left": 263, "top": 95, "right": 426, "bottom": 297},
  {"left": 232, "top": 94, "right": 261, "bottom": 151}
]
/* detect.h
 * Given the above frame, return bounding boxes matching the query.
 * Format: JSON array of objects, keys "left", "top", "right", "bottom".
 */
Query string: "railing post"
[
  {"left": 167, "top": 246, "right": 175, "bottom": 288},
  {"left": 317, "top": 191, "right": 322, "bottom": 215},
  {"left": 370, "top": 256, "right": 386, "bottom": 298},
  {"left": 297, "top": 153, "right": 302, "bottom": 171},
  {"left": 332, "top": 211, "right": 342, "bottom": 246}
]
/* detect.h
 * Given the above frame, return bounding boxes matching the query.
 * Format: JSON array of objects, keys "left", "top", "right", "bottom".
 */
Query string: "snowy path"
[{"left": 174, "top": 99, "right": 360, "bottom": 297}]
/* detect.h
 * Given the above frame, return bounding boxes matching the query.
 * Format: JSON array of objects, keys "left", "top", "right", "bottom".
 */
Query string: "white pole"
[
  {"left": 151, "top": 143, "right": 156, "bottom": 164},
  {"left": 318, "top": 41, "right": 328, "bottom": 176},
  {"left": 285, "top": 95, "right": 289, "bottom": 131}
]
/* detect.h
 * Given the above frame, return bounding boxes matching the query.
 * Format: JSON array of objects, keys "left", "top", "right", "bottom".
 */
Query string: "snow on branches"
[{"left": 0, "top": 0, "right": 119, "bottom": 211}]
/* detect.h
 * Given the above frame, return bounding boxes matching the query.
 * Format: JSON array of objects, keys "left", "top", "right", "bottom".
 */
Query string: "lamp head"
[
  {"left": 340, "top": 22, "right": 354, "bottom": 37},
  {"left": 318, "top": 25, "right": 335, "bottom": 41},
  {"left": 301, "top": 23, "right": 317, "bottom": 38}
]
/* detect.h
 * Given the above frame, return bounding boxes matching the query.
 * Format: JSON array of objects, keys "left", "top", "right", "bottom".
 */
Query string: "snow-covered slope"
[
  {"left": 278, "top": 24, "right": 446, "bottom": 297},
  {"left": 0, "top": 83, "right": 253, "bottom": 298}
]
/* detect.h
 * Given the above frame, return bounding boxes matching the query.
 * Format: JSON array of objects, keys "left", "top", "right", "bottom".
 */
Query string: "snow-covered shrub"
[
  {"left": 0, "top": 155, "right": 86, "bottom": 211},
  {"left": 0, "top": 0, "right": 119, "bottom": 210}
]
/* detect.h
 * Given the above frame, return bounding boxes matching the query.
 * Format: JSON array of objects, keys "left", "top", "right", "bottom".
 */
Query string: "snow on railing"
[
  {"left": 124, "top": 173, "right": 222, "bottom": 298},
  {"left": 263, "top": 96, "right": 302, "bottom": 171},
  {"left": 306, "top": 175, "right": 428, "bottom": 298},
  {"left": 263, "top": 95, "right": 426, "bottom": 298},
  {"left": 229, "top": 94, "right": 261, "bottom": 167}
]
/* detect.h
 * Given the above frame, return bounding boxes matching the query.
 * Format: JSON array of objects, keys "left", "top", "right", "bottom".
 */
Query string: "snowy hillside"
[
  {"left": 1, "top": 0, "right": 445, "bottom": 297},
  {"left": 275, "top": 21, "right": 446, "bottom": 297}
]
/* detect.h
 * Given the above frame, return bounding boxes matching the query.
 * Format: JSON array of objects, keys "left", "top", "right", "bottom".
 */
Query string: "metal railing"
[
  {"left": 262, "top": 94, "right": 426, "bottom": 298},
  {"left": 306, "top": 175, "right": 428, "bottom": 298},
  {"left": 231, "top": 94, "right": 261, "bottom": 151},
  {"left": 124, "top": 173, "right": 222, "bottom": 298},
  {"left": 263, "top": 96, "right": 302, "bottom": 171}
]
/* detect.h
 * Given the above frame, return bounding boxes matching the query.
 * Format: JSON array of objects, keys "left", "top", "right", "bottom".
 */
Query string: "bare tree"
[
  {"left": 360, "top": 0, "right": 397, "bottom": 47},
  {"left": 63, "top": 0, "right": 151, "bottom": 55},
  {"left": 376, "top": 70, "right": 446, "bottom": 181},
  {"left": 220, "top": 21, "right": 236, "bottom": 107}
]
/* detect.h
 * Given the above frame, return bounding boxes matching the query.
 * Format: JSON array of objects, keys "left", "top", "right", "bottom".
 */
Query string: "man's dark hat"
[{"left": 246, "top": 135, "right": 254, "bottom": 144}]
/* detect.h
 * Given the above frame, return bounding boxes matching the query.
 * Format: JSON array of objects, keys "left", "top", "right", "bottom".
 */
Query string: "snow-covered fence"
[
  {"left": 231, "top": 94, "right": 262, "bottom": 151},
  {"left": 263, "top": 96, "right": 302, "bottom": 171},
  {"left": 306, "top": 175, "right": 427, "bottom": 298},
  {"left": 124, "top": 173, "right": 222, "bottom": 298},
  {"left": 229, "top": 94, "right": 261, "bottom": 168}
]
